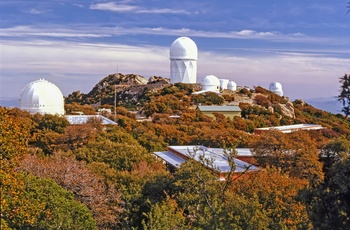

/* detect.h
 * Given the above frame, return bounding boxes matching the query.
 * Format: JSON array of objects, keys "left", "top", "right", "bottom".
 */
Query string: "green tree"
[
  {"left": 1, "top": 171, "right": 96, "bottom": 230},
  {"left": 337, "top": 74, "right": 350, "bottom": 118},
  {"left": 142, "top": 196, "right": 187, "bottom": 230},
  {"left": 307, "top": 157, "right": 350, "bottom": 229}
]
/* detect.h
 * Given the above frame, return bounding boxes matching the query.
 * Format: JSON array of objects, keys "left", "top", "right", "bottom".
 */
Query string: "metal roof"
[
  {"left": 197, "top": 105, "right": 241, "bottom": 112},
  {"left": 155, "top": 146, "right": 258, "bottom": 173},
  {"left": 255, "top": 124, "right": 324, "bottom": 133},
  {"left": 65, "top": 115, "right": 117, "bottom": 125},
  {"left": 153, "top": 151, "right": 186, "bottom": 168}
]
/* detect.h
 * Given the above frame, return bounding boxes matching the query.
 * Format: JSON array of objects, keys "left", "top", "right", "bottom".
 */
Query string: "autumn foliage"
[{"left": 1, "top": 79, "right": 350, "bottom": 229}]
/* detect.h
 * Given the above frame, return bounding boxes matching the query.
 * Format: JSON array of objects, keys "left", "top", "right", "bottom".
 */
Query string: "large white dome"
[
  {"left": 202, "top": 75, "right": 220, "bottom": 92},
  {"left": 170, "top": 37, "right": 198, "bottom": 60},
  {"left": 269, "top": 81, "right": 283, "bottom": 96},
  {"left": 19, "top": 79, "right": 65, "bottom": 115}
]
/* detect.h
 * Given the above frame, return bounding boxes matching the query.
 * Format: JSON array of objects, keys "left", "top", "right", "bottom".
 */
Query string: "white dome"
[
  {"left": 269, "top": 81, "right": 283, "bottom": 96},
  {"left": 227, "top": 81, "right": 237, "bottom": 91},
  {"left": 202, "top": 75, "right": 220, "bottom": 92},
  {"left": 19, "top": 79, "right": 65, "bottom": 115},
  {"left": 170, "top": 37, "right": 198, "bottom": 60}
]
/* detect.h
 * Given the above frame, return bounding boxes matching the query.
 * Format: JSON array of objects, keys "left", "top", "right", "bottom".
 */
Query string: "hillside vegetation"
[{"left": 1, "top": 73, "right": 350, "bottom": 229}]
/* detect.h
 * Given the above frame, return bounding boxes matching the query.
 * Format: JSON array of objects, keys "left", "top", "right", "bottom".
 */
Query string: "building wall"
[
  {"left": 200, "top": 111, "right": 241, "bottom": 119},
  {"left": 170, "top": 59, "right": 197, "bottom": 83}
]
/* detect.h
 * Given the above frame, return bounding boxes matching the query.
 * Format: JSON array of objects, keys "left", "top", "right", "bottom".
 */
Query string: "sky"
[{"left": 0, "top": 0, "right": 349, "bottom": 101}]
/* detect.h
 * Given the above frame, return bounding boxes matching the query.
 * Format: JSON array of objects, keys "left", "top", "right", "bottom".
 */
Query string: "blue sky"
[{"left": 0, "top": 0, "right": 349, "bottom": 101}]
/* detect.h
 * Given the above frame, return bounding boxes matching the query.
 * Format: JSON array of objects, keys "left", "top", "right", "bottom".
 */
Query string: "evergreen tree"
[{"left": 338, "top": 74, "right": 350, "bottom": 118}]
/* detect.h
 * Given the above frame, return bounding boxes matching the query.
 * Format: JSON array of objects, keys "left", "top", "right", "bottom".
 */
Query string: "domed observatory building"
[
  {"left": 170, "top": 37, "right": 198, "bottom": 84},
  {"left": 219, "top": 79, "right": 229, "bottom": 90},
  {"left": 202, "top": 75, "right": 220, "bottom": 93},
  {"left": 227, "top": 81, "right": 237, "bottom": 91},
  {"left": 19, "top": 79, "right": 65, "bottom": 115},
  {"left": 269, "top": 81, "right": 283, "bottom": 96}
]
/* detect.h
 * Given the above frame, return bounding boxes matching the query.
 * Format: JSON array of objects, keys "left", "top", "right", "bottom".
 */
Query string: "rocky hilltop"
[
  {"left": 66, "top": 73, "right": 299, "bottom": 118},
  {"left": 66, "top": 73, "right": 171, "bottom": 106}
]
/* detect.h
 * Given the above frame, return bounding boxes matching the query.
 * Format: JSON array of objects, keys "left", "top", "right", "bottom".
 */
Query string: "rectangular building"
[
  {"left": 154, "top": 145, "right": 258, "bottom": 181},
  {"left": 197, "top": 105, "right": 241, "bottom": 118}
]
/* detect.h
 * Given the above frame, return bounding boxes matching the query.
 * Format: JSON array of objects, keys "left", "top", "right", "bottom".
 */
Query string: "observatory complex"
[
  {"left": 19, "top": 79, "right": 65, "bottom": 115},
  {"left": 169, "top": 37, "right": 198, "bottom": 84},
  {"left": 269, "top": 81, "right": 284, "bottom": 96}
]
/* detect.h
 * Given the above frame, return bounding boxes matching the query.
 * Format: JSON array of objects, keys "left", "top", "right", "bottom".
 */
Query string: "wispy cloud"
[
  {"left": 89, "top": 1, "right": 190, "bottom": 14},
  {"left": 1, "top": 39, "right": 348, "bottom": 99},
  {"left": 29, "top": 8, "right": 45, "bottom": 15},
  {"left": 1, "top": 25, "right": 342, "bottom": 44},
  {"left": 0, "top": 26, "right": 111, "bottom": 38}
]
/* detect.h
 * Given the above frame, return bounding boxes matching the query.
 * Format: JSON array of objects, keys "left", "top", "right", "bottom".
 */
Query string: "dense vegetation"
[{"left": 1, "top": 77, "right": 350, "bottom": 229}]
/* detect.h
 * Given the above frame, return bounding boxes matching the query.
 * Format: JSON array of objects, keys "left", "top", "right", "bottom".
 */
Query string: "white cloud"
[
  {"left": 1, "top": 39, "right": 348, "bottom": 100},
  {"left": 29, "top": 8, "right": 44, "bottom": 15},
  {"left": 89, "top": 2, "right": 190, "bottom": 14},
  {"left": 0, "top": 26, "right": 111, "bottom": 38},
  {"left": 1, "top": 25, "right": 343, "bottom": 44}
]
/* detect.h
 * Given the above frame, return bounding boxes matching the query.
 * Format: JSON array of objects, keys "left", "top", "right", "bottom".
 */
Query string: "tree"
[
  {"left": 142, "top": 196, "right": 187, "bottom": 230},
  {"left": 170, "top": 148, "right": 254, "bottom": 229},
  {"left": 1, "top": 171, "right": 96, "bottom": 229},
  {"left": 230, "top": 169, "right": 311, "bottom": 229},
  {"left": 337, "top": 74, "right": 350, "bottom": 118},
  {"left": 20, "top": 152, "right": 123, "bottom": 229},
  {"left": 251, "top": 130, "right": 323, "bottom": 182},
  {"left": 0, "top": 107, "right": 33, "bottom": 162},
  {"left": 114, "top": 161, "right": 171, "bottom": 229},
  {"left": 307, "top": 157, "right": 350, "bottom": 229}
]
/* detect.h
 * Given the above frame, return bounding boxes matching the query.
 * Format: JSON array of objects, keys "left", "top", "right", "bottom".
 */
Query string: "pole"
[{"left": 114, "top": 85, "right": 116, "bottom": 122}]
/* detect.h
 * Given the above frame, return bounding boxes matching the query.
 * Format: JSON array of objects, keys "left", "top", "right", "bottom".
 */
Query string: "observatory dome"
[
  {"left": 219, "top": 79, "right": 229, "bottom": 90},
  {"left": 269, "top": 81, "right": 283, "bottom": 96},
  {"left": 170, "top": 37, "right": 198, "bottom": 60},
  {"left": 19, "top": 79, "right": 65, "bottom": 115},
  {"left": 227, "top": 81, "right": 237, "bottom": 91},
  {"left": 202, "top": 75, "right": 220, "bottom": 92}
]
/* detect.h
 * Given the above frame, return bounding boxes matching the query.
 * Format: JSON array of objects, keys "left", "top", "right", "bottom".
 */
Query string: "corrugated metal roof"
[
  {"left": 254, "top": 124, "right": 324, "bottom": 133},
  {"left": 65, "top": 115, "right": 117, "bottom": 125},
  {"left": 156, "top": 146, "right": 258, "bottom": 173},
  {"left": 197, "top": 105, "right": 241, "bottom": 112}
]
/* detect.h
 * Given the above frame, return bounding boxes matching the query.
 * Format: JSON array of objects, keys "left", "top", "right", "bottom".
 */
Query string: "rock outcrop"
[{"left": 279, "top": 101, "right": 295, "bottom": 119}]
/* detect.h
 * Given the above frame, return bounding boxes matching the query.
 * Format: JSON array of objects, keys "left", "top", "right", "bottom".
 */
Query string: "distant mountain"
[
  {"left": 305, "top": 97, "right": 343, "bottom": 115},
  {"left": 0, "top": 98, "right": 18, "bottom": 107}
]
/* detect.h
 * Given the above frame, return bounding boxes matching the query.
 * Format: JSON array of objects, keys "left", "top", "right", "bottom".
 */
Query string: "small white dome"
[
  {"left": 227, "top": 81, "right": 237, "bottom": 91},
  {"left": 202, "top": 75, "right": 220, "bottom": 92},
  {"left": 19, "top": 79, "right": 65, "bottom": 115},
  {"left": 269, "top": 81, "right": 283, "bottom": 96},
  {"left": 170, "top": 37, "right": 198, "bottom": 60}
]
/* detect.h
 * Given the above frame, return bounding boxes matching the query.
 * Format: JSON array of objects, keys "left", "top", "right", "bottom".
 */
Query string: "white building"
[
  {"left": 19, "top": 79, "right": 65, "bottom": 115},
  {"left": 154, "top": 145, "right": 258, "bottom": 181},
  {"left": 219, "top": 79, "right": 229, "bottom": 90},
  {"left": 169, "top": 37, "right": 198, "bottom": 84},
  {"left": 201, "top": 75, "right": 220, "bottom": 93},
  {"left": 227, "top": 81, "right": 237, "bottom": 91},
  {"left": 269, "top": 81, "right": 283, "bottom": 96}
]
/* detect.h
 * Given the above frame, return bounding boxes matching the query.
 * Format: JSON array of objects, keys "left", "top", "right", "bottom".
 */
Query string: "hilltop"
[
  {"left": 2, "top": 73, "right": 350, "bottom": 229},
  {"left": 65, "top": 73, "right": 172, "bottom": 106}
]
